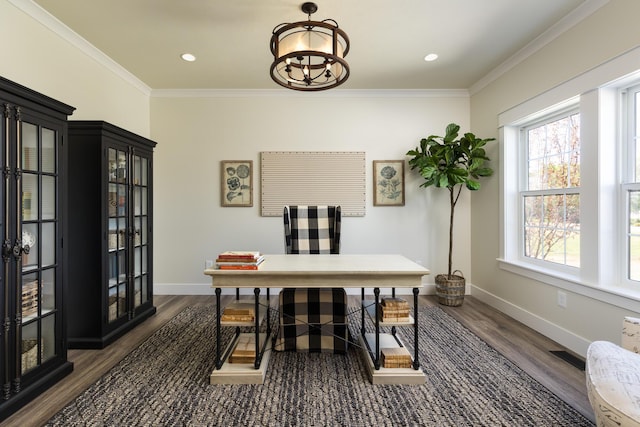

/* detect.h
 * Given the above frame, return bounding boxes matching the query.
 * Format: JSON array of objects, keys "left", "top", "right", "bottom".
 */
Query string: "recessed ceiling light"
[
  {"left": 424, "top": 53, "right": 438, "bottom": 62},
  {"left": 181, "top": 53, "right": 196, "bottom": 62}
]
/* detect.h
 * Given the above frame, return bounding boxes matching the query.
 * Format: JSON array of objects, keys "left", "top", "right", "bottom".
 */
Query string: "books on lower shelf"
[
  {"left": 381, "top": 347, "right": 413, "bottom": 369},
  {"left": 215, "top": 251, "right": 264, "bottom": 270},
  {"left": 379, "top": 297, "right": 410, "bottom": 322},
  {"left": 229, "top": 334, "right": 256, "bottom": 364},
  {"left": 221, "top": 302, "right": 255, "bottom": 322}
]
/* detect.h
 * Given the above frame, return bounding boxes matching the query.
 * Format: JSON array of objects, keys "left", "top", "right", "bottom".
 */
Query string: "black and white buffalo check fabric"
[
  {"left": 283, "top": 205, "right": 341, "bottom": 254},
  {"left": 274, "top": 288, "right": 348, "bottom": 354}
]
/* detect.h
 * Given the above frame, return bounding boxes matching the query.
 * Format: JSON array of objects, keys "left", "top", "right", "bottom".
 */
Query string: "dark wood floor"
[{"left": 1, "top": 294, "right": 595, "bottom": 426}]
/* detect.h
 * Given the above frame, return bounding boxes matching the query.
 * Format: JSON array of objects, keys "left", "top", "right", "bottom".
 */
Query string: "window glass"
[{"left": 522, "top": 112, "right": 580, "bottom": 267}]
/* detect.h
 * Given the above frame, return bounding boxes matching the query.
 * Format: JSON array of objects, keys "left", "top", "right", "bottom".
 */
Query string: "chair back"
[{"left": 283, "top": 205, "right": 341, "bottom": 254}]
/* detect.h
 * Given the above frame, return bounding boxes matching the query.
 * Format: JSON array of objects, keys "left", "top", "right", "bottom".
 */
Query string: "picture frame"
[
  {"left": 221, "top": 160, "right": 253, "bottom": 207},
  {"left": 373, "top": 160, "right": 405, "bottom": 206}
]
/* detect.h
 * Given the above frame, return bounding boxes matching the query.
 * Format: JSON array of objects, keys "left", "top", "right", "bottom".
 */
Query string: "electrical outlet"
[
  {"left": 205, "top": 259, "right": 214, "bottom": 269},
  {"left": 557, "top": 291, "right": 567, "bottom": 308}
]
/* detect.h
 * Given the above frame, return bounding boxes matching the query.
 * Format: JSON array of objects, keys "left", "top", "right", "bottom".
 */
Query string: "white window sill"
[{"left": 497, "top": 258, "right": 640, "bottom": 312}]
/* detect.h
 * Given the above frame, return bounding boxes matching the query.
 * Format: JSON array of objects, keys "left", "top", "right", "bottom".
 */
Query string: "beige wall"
[
  {"left": 150, "top": 93, "right": 470, "bottom": 290},
  {"left": 1, "top": 1, "right": 151, "bottom": 136},
  {"left": 470, "top": 0, "right": 640, "bottom": 355}
]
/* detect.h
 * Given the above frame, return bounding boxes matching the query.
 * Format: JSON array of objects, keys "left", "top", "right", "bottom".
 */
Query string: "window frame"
[
  {"left": 517, "top": 108, "right": 582, "bottom": 274},
  {"left": 621, "top": 83, "right": 640, "bottom": 288},
  {"left": 497, "top": 49, "right": 640, "bottom": 312}
]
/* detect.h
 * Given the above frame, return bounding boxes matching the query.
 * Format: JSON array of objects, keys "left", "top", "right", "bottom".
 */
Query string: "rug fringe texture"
[{"left": 45, "top": 304, "right": 594, "bottom": 426}]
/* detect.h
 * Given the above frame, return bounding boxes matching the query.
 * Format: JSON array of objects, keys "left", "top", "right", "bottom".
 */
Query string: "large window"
[
  {"left": 521, "top": 112, "right": 581, "bottom": 268},
  {"left": 499, "top": 50, "right": 640, "bottom": 309},
  {"left": 624, "top": 84, "right": 640, "bottom": 282}
]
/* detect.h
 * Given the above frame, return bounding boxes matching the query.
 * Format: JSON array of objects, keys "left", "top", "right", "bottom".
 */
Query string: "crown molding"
[
  {"left": 150, "top": 88, "right": 469, "bottom": 99},
  {"left": 469, "top": 0, "right": 611, "bottom": 95},
  {"left": 9, "top": 0, "right": 151, "bottom": 96}
]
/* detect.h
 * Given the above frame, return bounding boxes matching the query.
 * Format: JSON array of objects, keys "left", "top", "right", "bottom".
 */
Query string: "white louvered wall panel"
[{"left": 261, "top": 151, "right": 366, "bottom": 217}]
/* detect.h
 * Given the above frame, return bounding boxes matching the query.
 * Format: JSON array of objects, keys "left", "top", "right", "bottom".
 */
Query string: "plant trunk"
[{"left": 448, "top": 187, "right": 455, "bottom": 277}]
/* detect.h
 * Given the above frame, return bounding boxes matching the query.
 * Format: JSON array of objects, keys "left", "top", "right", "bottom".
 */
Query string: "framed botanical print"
[
  {"left": 221, "top": 160, "right": 253, "bottom": 207},
  {"left": 373, "top": 160, "right": 405, "bottom": 206}
]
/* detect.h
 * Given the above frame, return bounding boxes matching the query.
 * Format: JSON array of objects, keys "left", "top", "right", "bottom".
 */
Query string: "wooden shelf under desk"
[{"left": 359, "top": 333, "right": 425, "bottom": 385}]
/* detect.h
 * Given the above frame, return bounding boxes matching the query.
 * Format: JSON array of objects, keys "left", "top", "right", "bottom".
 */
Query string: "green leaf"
[
  {"left": 466, "top": 180, "right": 480, "bottom": 190},
  {"left": 474, "top": 167, "right": 494, "bottom": 177}
]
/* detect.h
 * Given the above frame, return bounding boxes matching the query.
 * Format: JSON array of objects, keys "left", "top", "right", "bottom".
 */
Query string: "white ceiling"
[{"left": 30, "top": 0, "right": 593, "bottom": 91}]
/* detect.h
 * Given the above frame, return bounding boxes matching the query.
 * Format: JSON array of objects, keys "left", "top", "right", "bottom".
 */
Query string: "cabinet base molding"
[
  {"left": 68, "top": 306, "right": 157, "bottom": 349},
  {"left": 359, "top": 334, "right": 426, "bottom": 385},
  {"left": 210, "top": 333, "right": 271, "bottom": 385},
  {"left": 0, "top": 361, "right": 73, "bottom": 421}
]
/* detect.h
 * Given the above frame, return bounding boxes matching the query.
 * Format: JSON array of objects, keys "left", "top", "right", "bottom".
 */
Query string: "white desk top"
[{"left": 204, "top": 254, "right": 430, "bottom": 288}]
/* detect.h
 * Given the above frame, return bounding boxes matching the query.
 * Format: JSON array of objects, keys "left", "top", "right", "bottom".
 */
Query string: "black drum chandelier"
[{"left": 269, "top": 2, "right": 350, "bottom": 91}]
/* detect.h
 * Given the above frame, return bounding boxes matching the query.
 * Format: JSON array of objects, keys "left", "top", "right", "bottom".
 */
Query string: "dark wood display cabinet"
[
  {"left": 0, "top": 76, "right": 75, "bottom": 420},
  {"left": 67, "top": 121, "right": 156, "bottom": 349}
]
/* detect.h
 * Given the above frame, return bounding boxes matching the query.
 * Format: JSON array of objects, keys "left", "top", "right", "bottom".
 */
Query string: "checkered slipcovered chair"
[{"left": 274, "top": 206, "right": 349, "bottom": 353}]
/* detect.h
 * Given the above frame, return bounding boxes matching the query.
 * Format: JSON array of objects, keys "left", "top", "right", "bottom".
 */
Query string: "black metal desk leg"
[
  {"left": 254, "top": 288, "right": 261, "bottom": 369},
  {"left": 266, "top": 288, "right": 271, "bottom": 337},
  {"left": 215, "top": 287, "right": 222, "bottom": 369},
  {"left": 374, "top": 287, "right": 380, "bottom": 370},
  {"left": 413, "top": 287, "right": 420, "bottom": 370},
  {"left": 361, "top": 288, "right": 365, "bottom": 336}
]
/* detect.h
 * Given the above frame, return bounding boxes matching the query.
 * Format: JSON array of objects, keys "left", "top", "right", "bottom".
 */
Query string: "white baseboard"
[
  {"left": 154, "top": 283, "right": 437, "bottom": 296},
  {"left": 470, "top": 284, "right": 590, "bottom": 357}
]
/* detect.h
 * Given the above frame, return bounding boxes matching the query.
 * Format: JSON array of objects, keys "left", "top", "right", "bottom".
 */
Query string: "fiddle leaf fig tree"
[{"left": 407, "top": 123, "right": 494, "bottom": 278}]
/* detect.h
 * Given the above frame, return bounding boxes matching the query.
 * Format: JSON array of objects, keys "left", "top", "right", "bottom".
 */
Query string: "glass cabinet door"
[
  {"left": 107, "top": 147, "right": 128, "bottom": 323},
  {"left": 132, "top": 153, "right": 150, "bottom": 309},
  {"left": 20, "top": 121, "right": 59, "bottom": 373}
]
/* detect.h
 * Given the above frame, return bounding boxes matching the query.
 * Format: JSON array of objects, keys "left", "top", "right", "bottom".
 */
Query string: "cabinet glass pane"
[
  {"left": 134, "top": 187, "right": 141, "bottom": 216},
  {"left": 134, "top": 247, "right": 141, "bottom": 276},
  {"left": 141, "top": 157, "right": 148, "bottom": 186},
  {"left": 117, "top": 184, "right": 126, "bottom": 216},
  {"left": 42, "top": 268, "right": 55, "bottom": 312},
  {"left": 42, "top": 222, "right": 55, "bottom": 267},
  {"left": 141, "top": 188, "right": 147, "bottom": 215},
  {"left": 42, "top": 314, "right": 56, "bottom": 362},
  {"left": 21, "top": 272, "right": 38, "bottom": 322},
  {"left": 108, "top": 253, "right": 116, "bottom": 286},
  {"left": 134, "top": 156, "right": 141, "bottom": 185},
  {"left": 134, "top": 277, "right": 141, "bottom": 308},
  {"left": 117, "top": 150, "right": 127, "bottom": 183},
  {"left": 142, "top": 246, "right": 148, "bottom": 273},
  {"left": 42, "top": 128, "right": 55, "bottom": 173},
  {"left": 22, "top": 173, "right": 37, "bottom": 221},
  {"left": 22, "top": 122, "right": 37, "bottom": 171},
  {"left": 118, "top": 218, "right": 126, "bottom": 249},
  {"left": 108, "top": 183, "right": 117, "bottom": 217},
  {"left": 133, "top": 217, "right": 141, "bottom": 247},
  {"left": 141, "top": 275, "right": 149, "bottom": 304},
  {"left": 42, "top": 175, "right": 55, "bottom": 219},
  {"left": 141, "top": 217, "right": 147, "bottom": 245},
  {"left": 22, "top": 223, "right": 38, "bottom": 270},
  {"left": 21, "top": 322, "right": 39, "bottom": 374},
  {"left": 108, "top": 148, "right": 117, "bottom": 182}
]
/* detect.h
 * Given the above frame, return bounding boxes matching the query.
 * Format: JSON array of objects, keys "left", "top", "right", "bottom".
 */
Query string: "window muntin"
[{"left": 521, "top": 112, "right": 580, "bottom": 268}]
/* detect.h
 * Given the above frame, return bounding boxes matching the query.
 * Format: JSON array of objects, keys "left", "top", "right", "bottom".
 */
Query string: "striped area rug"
[{"left": 46, "top": 304, "right": 594, "bottom": 426}]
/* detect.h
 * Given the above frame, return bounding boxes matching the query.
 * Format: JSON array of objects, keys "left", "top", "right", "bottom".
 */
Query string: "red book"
[
  {"left": 218, "top": 264, "right": 260, "bottom": 270},
  {"left": 217, "top": 251, "right": 261, "bottom": 260}
]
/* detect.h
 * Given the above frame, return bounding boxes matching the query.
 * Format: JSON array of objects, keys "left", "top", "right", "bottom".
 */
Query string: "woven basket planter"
[{"left": 435, "top": 273, "right": 465, "bottom": 307}]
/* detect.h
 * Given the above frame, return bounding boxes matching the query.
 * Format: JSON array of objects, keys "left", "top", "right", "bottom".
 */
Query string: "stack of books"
[
  {"left": 215, "top": 251, "right": 264, "bottom": 270},
  {"left": 379, "top": 297, "right": 411, "bottom": 322},
  {"left": 381, "top": 347, "right": 413, "bottom": 368},
  {"left": 221, "top": 301, "right": 255, "bottom": 323},
  {"left": 229, "top": 335, "right": 256, "bottom": 364}
]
